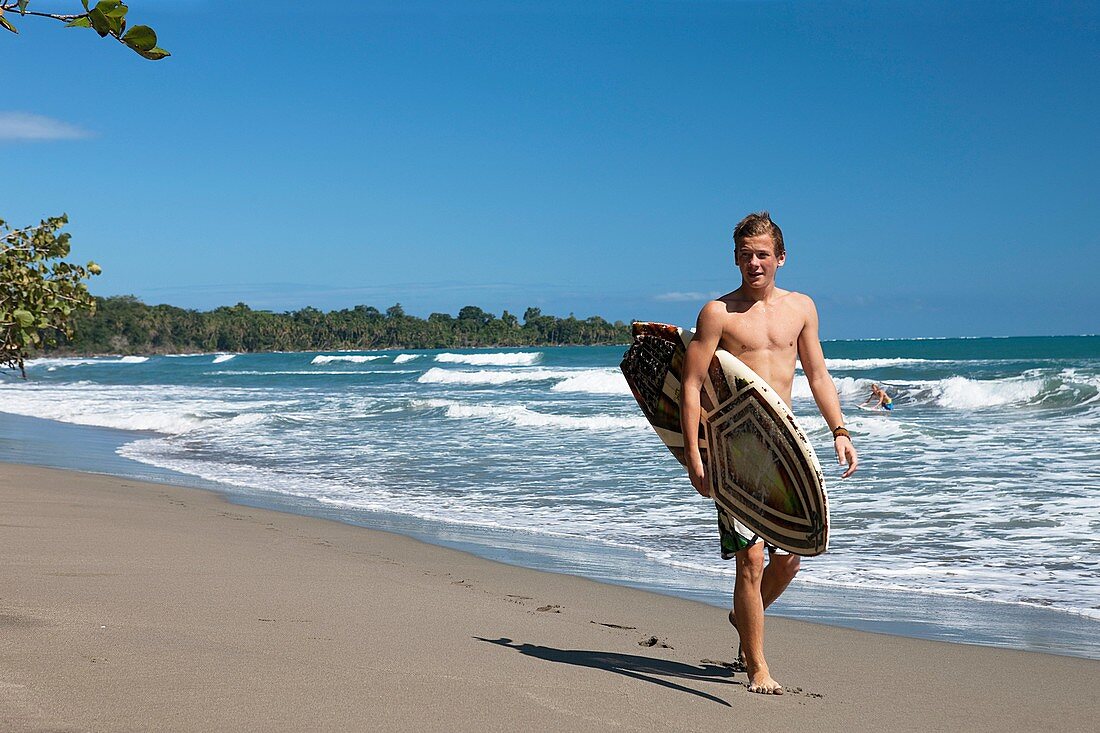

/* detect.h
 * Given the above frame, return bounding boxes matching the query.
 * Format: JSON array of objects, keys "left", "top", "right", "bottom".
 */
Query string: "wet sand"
[{"left": 1, "top": 463, "right": 1097, "bottom": 731}]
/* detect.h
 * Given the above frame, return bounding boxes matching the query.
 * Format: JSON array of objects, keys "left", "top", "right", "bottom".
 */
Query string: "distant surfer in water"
[
  {"left": 680, "top": 211, "right": 858, "bottom": 695},
  {"left": 862, "top": 383, "right": 894, "bottom": 410}
]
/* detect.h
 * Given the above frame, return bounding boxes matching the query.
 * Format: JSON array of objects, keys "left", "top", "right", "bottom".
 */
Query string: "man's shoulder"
[
  {"left": 781, "top": 289, "right": 817, "bottom": 313},
  {"left": 694, "top": 299, "right": 729, "bottom": 329},
  {"left": 698, "top": 298, "right": 731, "bottom": 316}
]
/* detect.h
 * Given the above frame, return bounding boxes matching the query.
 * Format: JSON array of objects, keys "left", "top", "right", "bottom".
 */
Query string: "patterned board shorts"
[{"left": 718, "top": 508, "right": 790, "bottom": 560}]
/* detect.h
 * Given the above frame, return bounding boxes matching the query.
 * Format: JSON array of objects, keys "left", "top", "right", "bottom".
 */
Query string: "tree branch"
[
  {"left": 0, "top": 5, "right": 81, "bottom": 21},
  {"left": 1, "top": 223, "right": 43, "bottom": 242}
]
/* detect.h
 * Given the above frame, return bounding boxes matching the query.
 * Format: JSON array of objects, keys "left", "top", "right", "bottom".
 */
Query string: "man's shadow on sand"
[{"left": 475, "top": 636, "right": 736, "bottom": 707}]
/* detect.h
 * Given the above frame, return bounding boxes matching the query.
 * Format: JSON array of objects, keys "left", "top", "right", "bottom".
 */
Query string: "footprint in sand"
[
  {"left": 638, "top": 636, "right": 673, "bottom": 649},
  {"left": 536, "top": 604, "right": 562, "bottom": 613}
]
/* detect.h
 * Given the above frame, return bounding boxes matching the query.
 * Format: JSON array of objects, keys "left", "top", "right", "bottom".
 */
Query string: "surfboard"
[{"left": 619, "top": 322, "right": 829, "bottom": 556}]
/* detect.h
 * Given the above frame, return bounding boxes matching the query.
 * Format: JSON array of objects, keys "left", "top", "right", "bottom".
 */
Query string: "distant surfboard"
[{"left": 620, "top": 322, "right": 829, "bottom": 556}]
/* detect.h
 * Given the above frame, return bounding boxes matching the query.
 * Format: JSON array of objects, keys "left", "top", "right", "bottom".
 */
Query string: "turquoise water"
[{"left": 2, "top": 336, "right": 1098, "bottom": 658}]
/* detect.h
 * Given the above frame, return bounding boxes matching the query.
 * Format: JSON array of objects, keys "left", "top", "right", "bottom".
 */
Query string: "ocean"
[{"left": 3, "top": 335, "right": 1099, "bottom": 658}]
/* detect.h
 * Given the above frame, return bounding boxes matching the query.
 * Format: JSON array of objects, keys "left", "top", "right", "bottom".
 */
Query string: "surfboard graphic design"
[{"left": 620, "top": 322, "right": 829, "bottom": 556}]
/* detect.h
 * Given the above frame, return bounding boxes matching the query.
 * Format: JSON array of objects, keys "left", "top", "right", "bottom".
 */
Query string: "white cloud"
[
  {"left": 653, "top": 291, "right": 720, "bottom": 302},
  {"left": 0, "top": 112, "right": 93, "bottom": 141}
]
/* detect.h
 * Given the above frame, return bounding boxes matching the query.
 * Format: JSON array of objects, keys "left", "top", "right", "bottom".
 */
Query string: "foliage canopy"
[
  {"left": 50, "top": 297, "right": 631, "bottom": 355},
  {"left": 1, "top": 215, "right": 101, "bottom": 377}
]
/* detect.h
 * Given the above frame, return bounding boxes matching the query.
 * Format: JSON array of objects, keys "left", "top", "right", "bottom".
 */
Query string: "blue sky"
[{"left": 3, "top": 1, "right": 1098, "bottom": 338}]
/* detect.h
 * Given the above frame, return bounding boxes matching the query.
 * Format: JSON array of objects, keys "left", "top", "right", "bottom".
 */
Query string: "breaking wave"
[
  {"left": 0, "top": 383, "right": 285, "bottom": 436},
  {"left": 311, "top": 355, "right": 385, "bottom": 364},
  {"left": 411, "top": 398, "right": 647, "bottom": 431},
  {"left": 434, "top": 352, "right": 541, "bottom": 366},
  {"left": 790, "top": 373, "right": 1099, "bottom": 411},
  {"left": 550, "top": 370, "right": 631, "bottom": 395},
  {"left": 821, "top": 357, "right": 944, "bottom": 370},
  {"left": 25, "top": 355, "right": 149, "bottom": 370},
  {"left": 418, "top": 367, "right": 562, "bottom": 385},
  {"left": 417, "top": 367, "right": 631, "bottom": 396}
]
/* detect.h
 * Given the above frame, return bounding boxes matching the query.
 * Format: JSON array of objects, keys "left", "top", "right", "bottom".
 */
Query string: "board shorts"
[
  {"left": 883, "top": 402, "right": 894, "bottom": 411},
  {"left": 718, "top": 508, "right": 790, "bottom": 559}
]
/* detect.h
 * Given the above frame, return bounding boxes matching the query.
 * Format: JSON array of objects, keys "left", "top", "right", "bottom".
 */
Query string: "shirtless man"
[
  {"left": 680, "top": 211, "right": 858, "bottom": 695},
  {"left": 862, "top": 383, "right": 894, "bottom": 411}
]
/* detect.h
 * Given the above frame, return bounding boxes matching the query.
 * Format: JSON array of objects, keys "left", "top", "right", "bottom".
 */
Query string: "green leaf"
[
  {"left": 122, "top": 25, "right": 156, "bottom": 52},
  {"left": 98, "top": 1, "right": 128, "bottom": 19},
  {"left": 137, "top": 45, "right": 171, "bottom": 61},
  {"left": 0, "top": 15, "right": 17, "bottom": 35},
  {"left": 87, "top": 8, "right": 110, "bottom": 37},
  {"left": 93, "top": 1, "right": 127, "bottom": 35},
  {"left": 65, "top": 16, "right": 92, "bottom": 28},
  {"left": 82, "top": 0, "right": 91, "bottom": 11},
  {"left": 13, "top": 310, "right": 33, "bottom": 328}
]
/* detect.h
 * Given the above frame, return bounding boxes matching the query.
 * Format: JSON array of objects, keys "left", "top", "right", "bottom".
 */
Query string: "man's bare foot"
[{"left": 747, "top": 671, "right": 784, "bottom": 695}]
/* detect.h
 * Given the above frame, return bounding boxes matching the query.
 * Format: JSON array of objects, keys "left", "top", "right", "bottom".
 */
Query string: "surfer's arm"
[
  {"left": 796, "top": 296, "right": 858, "bottom": 478},
  {"left": 680, "top": 303, "right": 724, "bottom": 497}
]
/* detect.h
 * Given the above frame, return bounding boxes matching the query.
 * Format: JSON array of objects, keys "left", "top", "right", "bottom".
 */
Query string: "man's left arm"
[{"left": 796, "top": 295, "right": 858, "bottom": 478}]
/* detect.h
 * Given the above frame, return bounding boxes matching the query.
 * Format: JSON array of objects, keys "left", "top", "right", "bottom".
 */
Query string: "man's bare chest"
[{"left": 718, "top": 309, "right": 802, "bottom": 355}]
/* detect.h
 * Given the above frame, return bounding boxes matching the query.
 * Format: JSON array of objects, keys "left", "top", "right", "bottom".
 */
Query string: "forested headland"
[{"left": 45, "top": 296, "right": 632, "bottom": 355}]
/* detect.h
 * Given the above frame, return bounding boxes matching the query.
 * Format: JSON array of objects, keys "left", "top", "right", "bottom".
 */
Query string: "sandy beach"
[{"left": 1, "top": 463, "right": 1097, "bottom": 731}]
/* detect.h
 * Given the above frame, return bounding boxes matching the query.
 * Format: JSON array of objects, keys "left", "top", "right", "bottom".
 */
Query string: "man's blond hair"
[{"left": 733, "top": 211, "right": 785, "bottom": 257}]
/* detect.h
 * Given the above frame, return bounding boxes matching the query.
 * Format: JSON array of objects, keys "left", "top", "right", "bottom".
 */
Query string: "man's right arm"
[{"left": 681, "top": 302, "right": 724, "bottom": 497}]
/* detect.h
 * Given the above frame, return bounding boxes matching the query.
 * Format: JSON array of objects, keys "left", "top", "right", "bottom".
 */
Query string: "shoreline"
[
  {"left": 2, "top": 461, "right": 1098, "bottom": 730},
  {"left": 2, "top": 409, "right": 1099, "bottom": 660}
]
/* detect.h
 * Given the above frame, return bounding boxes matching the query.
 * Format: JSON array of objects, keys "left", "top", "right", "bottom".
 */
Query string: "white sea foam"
[
  {"left": 550, "top": 370, "right": 632, "bottom": 395},
  {"left": 820, "top": 357, "right": 943, "bottom": 370},
  {"left": 212, "top": 354, "right": 237, "bottom": 363},
  {"left": 417, "top": 367, "right": 631, "bottom": 395},
  {"left": 311, "top": 355, "right": 384, "bottom": 364},
  {"left": 793, "top": 373, "right": 1069, "bottom": 411},
  {"left": 930, "top": 376, "right": 1044, "bottom": 409},
  {"left": 209, "top": 370, "right": 417, "bottom": 376},
  {"left": 0, "top": 383, "right": 287, "bottom": 435},
  {"left": 394, "top": 354, "right": 421, "bottom": 363},
  {"left": 0, "top": 387, "right": 204, "bottom": 434},
  {"left": 792, "top": 375, "right": 869, "bottom": 401},
  {"left": 25, "top": 355, "right": 149, "bottom": 369},
  {"left": 434, "top": 352, "right": 541, "bottom": 366},
  {"left": 418, "top": 367, "right": 562, "bottom": 385},
  {"left": 412, "top": 398, "right": 648, "bottom": 431}
]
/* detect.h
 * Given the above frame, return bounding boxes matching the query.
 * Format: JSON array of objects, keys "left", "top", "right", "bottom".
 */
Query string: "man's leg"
[
  {"left": 731, "top": 550, "right": 801, "bottom": 626},
  {"left": 761, "top": 552, "right": 800, "bottom": 608},
  {"left": 732, "top": 542, "right": 785, "bottom": 694}
]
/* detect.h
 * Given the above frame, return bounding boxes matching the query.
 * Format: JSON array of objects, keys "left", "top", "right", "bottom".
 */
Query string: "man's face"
[{"left": 735, "top": 233, "right": 785, "bottom": 288}]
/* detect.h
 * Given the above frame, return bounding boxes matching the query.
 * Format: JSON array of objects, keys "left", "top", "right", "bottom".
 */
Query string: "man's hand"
[
  {"left": 687, "top": 454, "right": 711, "bottom": 497},
  {"left": 835, "top": 436, "right": 858, "bottom": 478}
]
